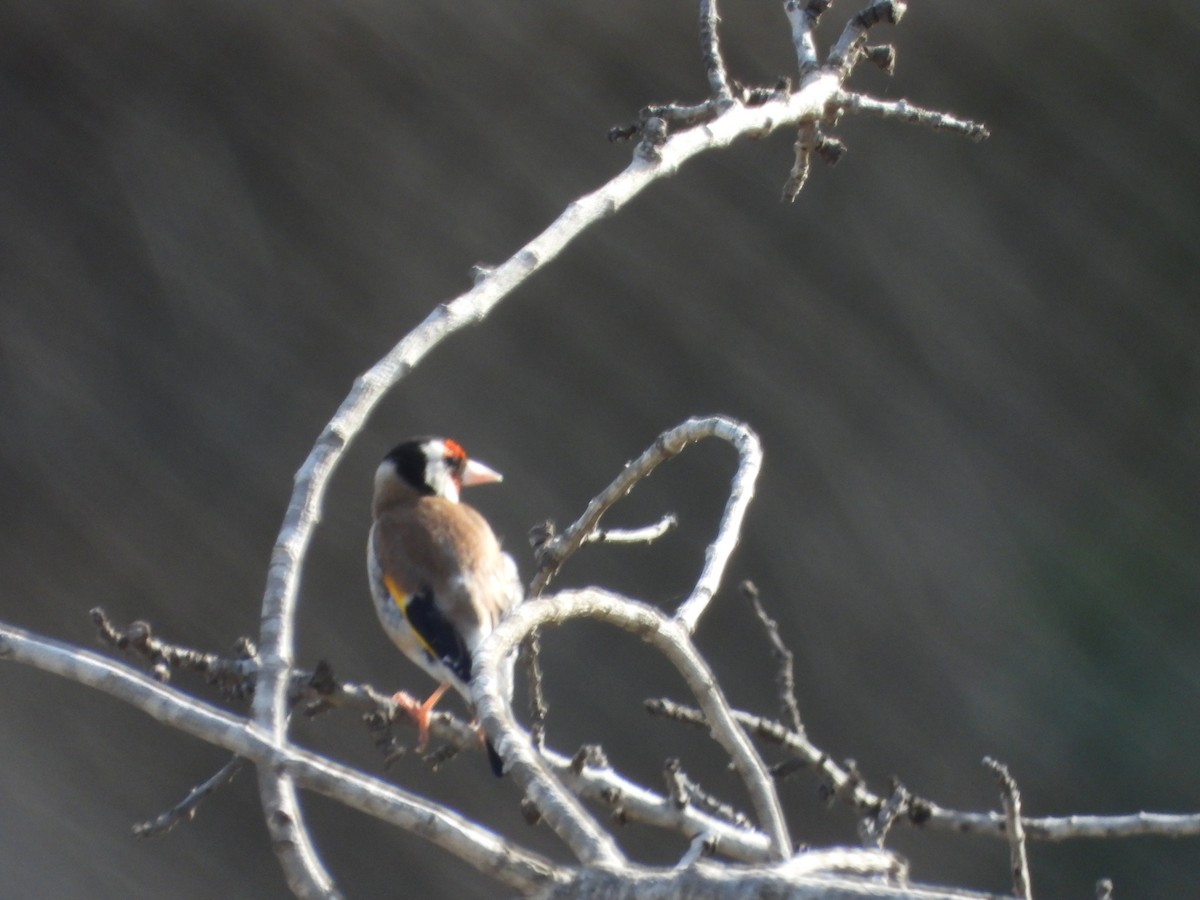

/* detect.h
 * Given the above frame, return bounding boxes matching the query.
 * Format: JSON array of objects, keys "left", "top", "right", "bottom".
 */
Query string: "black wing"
[{"left": 405, "top": 587, "right": 473, "bottom": 685}]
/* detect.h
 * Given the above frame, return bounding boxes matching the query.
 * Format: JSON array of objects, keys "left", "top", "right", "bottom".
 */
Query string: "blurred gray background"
[{"left": 2, "top": 1, "right": 1197, "bottom": 897}]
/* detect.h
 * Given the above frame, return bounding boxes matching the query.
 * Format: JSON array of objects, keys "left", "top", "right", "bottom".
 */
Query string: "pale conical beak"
[{"left": 461, "top": 458, "right": 503, "bottom": 487}]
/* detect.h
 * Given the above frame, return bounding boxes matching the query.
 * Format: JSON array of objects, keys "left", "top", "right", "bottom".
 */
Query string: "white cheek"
[
  {"left": 374, "top": 462, "right": 394, "bottom": 494},
  {"left": 426, "top": 465, "right": 460, "bottom": 502}
]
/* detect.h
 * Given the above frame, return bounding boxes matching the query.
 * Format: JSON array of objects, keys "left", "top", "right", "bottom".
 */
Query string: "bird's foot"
[{"left": 392, "top": 683, "right": 450, "bottom": 751}]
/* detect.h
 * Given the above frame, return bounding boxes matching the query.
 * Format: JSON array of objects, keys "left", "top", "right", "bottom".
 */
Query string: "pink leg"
[{"left": 392, "top": 682, "right": 451, "bottom": 751}]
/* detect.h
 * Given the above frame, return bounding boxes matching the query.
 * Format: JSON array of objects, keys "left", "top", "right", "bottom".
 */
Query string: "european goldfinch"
[{"left": 367, "top": 437, "right": 522, "bottom": 774}]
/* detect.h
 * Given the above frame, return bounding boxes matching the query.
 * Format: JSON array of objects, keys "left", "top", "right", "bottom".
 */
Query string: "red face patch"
[
  {"left": 442, "top": 438, "right": 468, "bottom": 485},
  {"left": 442, "top": 438, "right": 468, "bottom": 464}
]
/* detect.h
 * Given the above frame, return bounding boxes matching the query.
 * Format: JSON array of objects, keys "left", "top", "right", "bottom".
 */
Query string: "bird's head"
[{"left": 376, "top": 436, "right": 503, "bottom": 505}]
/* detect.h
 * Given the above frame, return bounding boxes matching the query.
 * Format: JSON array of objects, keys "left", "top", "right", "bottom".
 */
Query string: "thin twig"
[
  {"left": 939, "top": 810, "right": 1200, "bottom": 842},
  {"left": 836, "top": 91, "right": 991, "bottom": 140},
  {"left": 985, "top": 758, "right": 1033, "bottom": 900},
  {"left": 783, "top": 0, "right": 831, "bottom": 75},
  {"left": 859, "top": 780, "right": 910, "bottom": 849},
  {"left": 520, "top": 630, "right": 549, "bottom": 751},
  {"left": 699, "top": 0, "right": 735, "bottom": 105},
  {"left": 646, "top": 698, "right": 876, "bottom": 809},
  {"left": 742, "top": 582, "right": 804, "bottom": 735},
  {"left": 665, "top": 757, "right": 690, "bottom": 809},
  {"left": 783, "top": 120, "right": 819, "bottom": 202},
  {"left": 95, "top": 610, "right": 496, "bottom": 768},
  {"left": 664, "top": 757, "right": 753, "bottom": 829},
  {"left": 93, "top": 608, "right": 258, "bottom": 700},
  {"left": 674, "top": 832, "right": 715, "bottom": 868},
  {"left": 650, "top": 697, "right": 1200, "bottom": 850},
  {"left": 134, "top": 756, "right": 246, "bottom": 838},
  {"left": 549, "top": 742, "right": 774, "bottom": 862},
  {"left": 582, "top": 513, "right": 678, "bottom": 546}
]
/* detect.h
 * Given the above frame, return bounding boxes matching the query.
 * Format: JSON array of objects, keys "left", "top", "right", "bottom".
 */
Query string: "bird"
[{"left": 367, "top": 437, "right": 523, "bottom": 775}]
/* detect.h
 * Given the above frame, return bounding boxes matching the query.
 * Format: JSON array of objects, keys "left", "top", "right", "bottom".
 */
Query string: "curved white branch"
[
  {"left": 673, "top": 418, "right": 762, "bottom": 632},
  {"left": 530, "top": 416, "right": 762, "bottom": 636},
  {"left": 473, "top": 588, "right": 791, "bottom": 861}
]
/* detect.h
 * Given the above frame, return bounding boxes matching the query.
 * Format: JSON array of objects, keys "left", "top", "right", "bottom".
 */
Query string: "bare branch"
[
  {"left": 88, "top": 610, "right": 793, "bottom": 861},
  {"left": 533, "top": 854, "right": 995, "bottom": 900},
  {"left": 90, "top": 612, "right": 487, "bottom": 767},
  {"left": 473, "top": 588, "right": 792, "bottom": 861},
  {"left": 583, "top": 513, "right": 679, "bottom": 546},
  {"left": 783, "top": 120, "right": 819, "bottom": 202},
  {"left": 674, "top": 832, "right": 716, "bottom": 869},
  {"left": 699, "top": 0, "right": 735, "bottom": 105},
  {"left": 93, "top": 607, "right": 257, "bottom": 700},
  {"left": 652, "top": 698, "right": 1200, "bottom": 849},
  {"left": 836, "top": 92, "right": 991, "bottom": 141},
  {"left": 0, "top": 621, "right": 568, "bottom": 894},
  {"left": 134, "top": 756, "right": 246, "bottom": 838},
  {"left": 647, "top": 698, "right": 875, "bottom": 812},
  {"left": 743, "top": 582, "right": 804, "bottom": 736},
  {"left": 545, "top": 742, "right": 774, "bottom": 862},
  {"left": 984, "top": 758, "right": 1032, "bottom": 900},
  {"left": 950, "top": 810, "right": 1200, "bottom": 842},
  {"left": 674, "top": 420, "right": 762, "bottom": 632},
  {"left": 859, "top": 780, "right": 911, "bottom": 850},
  {"left": 783, "top": 0, "right": 831, "bottom": 75},
  {"left": 664, "top": 757, "right": 752, "bottom": 829},
  {"left": 95, "top": 611, "right": 787, "bottom": 863}
]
